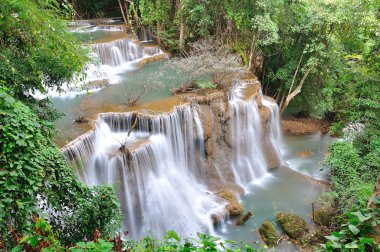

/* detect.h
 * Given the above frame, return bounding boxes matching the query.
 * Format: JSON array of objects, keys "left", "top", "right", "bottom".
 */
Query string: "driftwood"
[
  {"left": 171, "top": 82, "right": 197, "bottom": 95},
  {"left": 235, "top": 211, "right": 253, "bottom": 225}
]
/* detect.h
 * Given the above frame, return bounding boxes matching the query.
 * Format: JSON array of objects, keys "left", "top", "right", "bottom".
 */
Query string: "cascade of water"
[
  {"left": 137, "top": 27, "right": 154, "bottom": 42},
  {"left": 229, "top": 99, "right": 268, "bottom": 186},
  {"left": 62, "top": 84, "right": 285, "bottom": 238},
  {"left": 63, "top": 106, "right": 224, "bottom": 239},
  {"left": 227, "top": 83, "right": 269, "bottom": 187},
  {"left": 92, "top": 38, "right": 163, "bottom": 66},
  {"left": 261, "top": 93, "right": 284, "bottom": 164}
]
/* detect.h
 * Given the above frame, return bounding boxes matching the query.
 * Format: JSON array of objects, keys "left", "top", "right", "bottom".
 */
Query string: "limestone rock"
[
  {"left": 258, "top": 221, "right": 279, "bottom": 247},
  {"left": 217, "top": 191, "right": 244, "bottom": 216},
  {"left": 276, "top": 213, "right": 308, "bottom": 239}
]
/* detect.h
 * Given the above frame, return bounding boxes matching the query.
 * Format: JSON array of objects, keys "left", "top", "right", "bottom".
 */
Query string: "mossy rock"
[
  {"left": 314, "top": 208, "right": 334, "bottom": 227},
  {"left": 258, "top": 221, "right": 279, "bottom": 247},
  {"left": 217, "top": 191, "right": 244, "bottom": 216},
  {"left": 276, "top": 213, "right": 307, "bottom": 239}
]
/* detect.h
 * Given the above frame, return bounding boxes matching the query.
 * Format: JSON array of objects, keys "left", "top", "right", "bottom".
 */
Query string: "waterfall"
[
  {"left": 261, "top": 94, "right": 284, "bottom": 164},
  {"left": 92, "top": 38, "right": 163, "bottom": 66},
  {"left": 62, "top": 86, "right": 284, "bottom": 238},
  {"left": 229, "top": 99, "right": 268, "bottom": 186},
  {"left": 137, "top": 27, "right": 154, "bottom": 42}
]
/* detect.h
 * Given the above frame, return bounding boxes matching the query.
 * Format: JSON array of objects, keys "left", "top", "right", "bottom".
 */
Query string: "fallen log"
[{"left": 235, "top": 211, "right": 253, "bottom": 225}]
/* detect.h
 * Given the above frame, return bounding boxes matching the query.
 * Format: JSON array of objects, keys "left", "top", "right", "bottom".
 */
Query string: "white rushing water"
[
  {"left": 35, "top": 27, "right": 165, "bottom": 99},
  {"left": 62, "top": 81, "right": 284, "bottom": 239}
]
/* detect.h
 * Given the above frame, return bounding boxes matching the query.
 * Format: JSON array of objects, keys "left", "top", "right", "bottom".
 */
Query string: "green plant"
[
  {"left": 325, "top": 141, "right": 374, "bottom": 212},
  {"left": 197, "top": 81, "right": 217, "bottom": 90},
  {"left": 319, "top": 197, "right": 380, "bottom": 252},
  {"left": 69, "top": 239, "right": 114, "bottom": 252},
  {"left": 0, "top": 90, "right": 122, "bottom": 248},
  {"left": 124, "top": 230, "right": 262, "bottom": 252},
  {"left": 0, "top": 0, "right": 89, "bottom": 121}
]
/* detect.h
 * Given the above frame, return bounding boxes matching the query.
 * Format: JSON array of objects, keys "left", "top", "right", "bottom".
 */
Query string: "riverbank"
[{"left": 281, "top": 118, "right": 329, "bottom": 135}]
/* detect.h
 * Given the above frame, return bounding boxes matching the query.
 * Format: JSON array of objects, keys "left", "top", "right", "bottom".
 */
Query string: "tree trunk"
[
  {"left": 179, "top": 0, "right": 185, "bottom": 48},
  {"left": 248, "top": 32, "right": 258, "bottom": 72},
  {"left": 118, "top": 0, "right": 127, "bottom": 25},
  {"left": 280, "top": 66, "right": 313, "bottom": 114},
  {"left": 124, "top": 0, "right": 130, "bottom": 26}
]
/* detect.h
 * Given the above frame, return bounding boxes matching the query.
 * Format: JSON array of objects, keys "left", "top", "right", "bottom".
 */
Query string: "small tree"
[{"left": 165, "top": 39, "right": 246, "bottom": 91}]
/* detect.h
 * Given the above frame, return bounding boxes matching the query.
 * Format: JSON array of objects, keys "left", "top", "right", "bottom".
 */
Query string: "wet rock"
[
  {"left": 296, "top": 149, "right": 313, "bottom": 158},
  {"left": 276, "top": 213, "right": 307, "bottom": 239},
  {"left": 217, "top": 191, "right": 244, "bottom": 216},
  {"left": 314, "top": 208, "right": 334, "bottom": 227},
  {"left": 258, "top": 221, "right": 280, "bottom": 247},
  {"left": 235, "top": 211, "right": 253, "bottom": 225}
]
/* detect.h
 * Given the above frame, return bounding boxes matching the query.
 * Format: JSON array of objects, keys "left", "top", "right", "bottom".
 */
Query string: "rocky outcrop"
[
  {"left": 259, "top": 221, "right": 280, "bottom": 247},
  {"left": 217, "top": 191, "right": 244, "bottom": 216},
  {"left": 276, "top": 213, "right": 308, "bottom": 239},
  {"left": 281, "top": 118, "right": 329, "bottom": 135}
]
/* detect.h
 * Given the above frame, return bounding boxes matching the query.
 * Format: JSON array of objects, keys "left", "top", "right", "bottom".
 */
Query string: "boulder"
[
  {"left": 217, "top": 191, "right": 244, "bottom": 216},
  {"left": 258, "top": 221, "right": 279, "bottom": 246},
  {"left": 276, "top": 213, "right": 307, "bottom": 239}
]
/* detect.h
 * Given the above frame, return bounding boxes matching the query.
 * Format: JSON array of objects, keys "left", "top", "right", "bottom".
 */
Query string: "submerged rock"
[
  {"left": 314, "top": 208, "right": 335, "bottom": 227},
  {"left": 276, "top": 213, "right": 307, "bottom": 239},
  {"left": 235, "top": 211, "right": 253, "bottom": 225},
  {"left": 217, "top": 191, "right": 244, "bottom": 216},
  {"left": 258, "top": 221, "right": 279, "bottom": 246},
  {"left": 296, "top": 149, "right": 314, "bottom": 158}
]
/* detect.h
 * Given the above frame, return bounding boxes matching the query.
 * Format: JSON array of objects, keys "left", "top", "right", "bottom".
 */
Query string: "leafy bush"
[
  {"left": 326, "top": 141, "right": 374, "bottom": 212},
  {"left": 0, "top": 90, "right": 122, "bottom": 249},
  {"left": 124, "top": 231, "right": 262, "bottom": 252},
  {"left": 0, "top": 0, "right": 89, "bottom": 121},
  {"left": 13, "top": 220, "right": 263, "bottom": 252},
  {"left": 319, "top": 197, "right": 380, "bottom": 251},
  {"left": 197, "top": 81, "right": 217, "bottom": 90}
]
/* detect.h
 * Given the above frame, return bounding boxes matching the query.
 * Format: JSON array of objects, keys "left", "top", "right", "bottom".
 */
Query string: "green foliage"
[
  {"left": 70, "top": 0, "right": 115, "bottom": 18},
  {"left": 326, "top": 141, "right": 374, "bottom": 212},
  {"left": 11, "top": 218, "right": 115, "bottom": 252},
  {"left": 70, "top": 239, "right": 114, "bottom": 252},
  {"left": 124, "top": 230, "right": 262, "bottom": 252},
  {"left": 197, "top": 81, "right": 217, "bottom": 90},
  {"left": 319, "top": 197, "right": 380, "bottom": 252},
  {"left": 0, "top": 90, "right": 122, "bottom": 249},
  {"left": 0, "top": 0, "right": 88, "bottom": 118}
]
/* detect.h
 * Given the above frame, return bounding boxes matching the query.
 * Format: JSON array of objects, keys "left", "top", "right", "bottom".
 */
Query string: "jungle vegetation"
[{"left": 0, "top": 0, "right": 379, "bottom": 251}]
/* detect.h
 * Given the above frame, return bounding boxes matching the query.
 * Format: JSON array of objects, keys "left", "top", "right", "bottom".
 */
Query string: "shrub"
[
  {"left": 326, "top": 141, "right": 375, "bottom": 212},
  {"left": 197, "top": 81, "right": 217, "bottom": 89},
  {"left": 0, "top": 90, "right": 122, "bottom": 249}
]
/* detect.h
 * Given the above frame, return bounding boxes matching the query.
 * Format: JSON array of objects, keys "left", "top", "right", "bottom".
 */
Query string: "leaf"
[
  {"left": 29, "top": 236, "right": 39, "bottom": 247},
  {"left": 325, "top": 235, "right": 339, "bottom": 242},
  {"left": 167, "top": 230, "right": 180, "bottom": 242},
  {"left": 344, "top": 241, "right": 358, "bottom": 249},
  {"left": 373, "top": 196, "right": 380, "bottom": 206},
  {"left": 348, "top": 225, "right": 360, "bottom": 235},
  {"left": 11, "top": 246, "right": 23, "bottom": 252},
  {"left": 197, "top": 232, "right": 206, "bottom": 240},
  {"left": 359, "top": 237, "right": 374, "bottom": 244},
  {"left": 351, "top": 211, "right": 372, "bottom": 222},
  {"left": 19, "top": 235, "right": 30, "bottom": 244},
  {"left": 77, "top": 242, "right": 86, "bottom": 248},
  {"left": 206, "top": 235, "right": 220, "bottom": 242},
  {"left": 69, "top": 249, "right": 84, "bottom": 252}
]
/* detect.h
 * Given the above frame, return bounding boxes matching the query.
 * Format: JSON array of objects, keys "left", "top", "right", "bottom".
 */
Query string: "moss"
[
  {"left": 276, "top": 213, "right": 307, "bottom": 239},
  {"left": 217, "top": 191, "right": 244, "bottom": 216},
  {"left": 258, "top": 221, "right": 279, "bottom": 247},
  {"left": 314, "top": 208, "right": 334, "bottom": 227}
]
